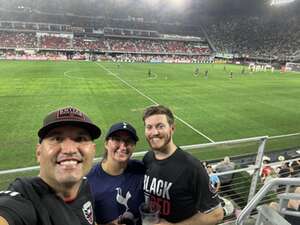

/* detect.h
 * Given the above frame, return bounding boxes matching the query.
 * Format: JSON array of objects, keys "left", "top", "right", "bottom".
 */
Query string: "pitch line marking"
[
  {"left": 63, "top": 70, "right": 94, "bottom": 80},
  {"left": 96, "top": 62, "right": 215, "bottom": 143},
  {"left": 64, "top": 69, "right": 157, "bottom": 82}
]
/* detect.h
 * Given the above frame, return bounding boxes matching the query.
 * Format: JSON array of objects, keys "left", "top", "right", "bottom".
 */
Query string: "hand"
[{"left": 154, "top": 218, "right": 173, "bottom": 225}]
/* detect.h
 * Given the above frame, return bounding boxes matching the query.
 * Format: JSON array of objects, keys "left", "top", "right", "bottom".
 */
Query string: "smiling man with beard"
[
  {"left": 87, "top": 122, "right": 145, "bottom": 225},
  {"left": 0, "top": 106, "right": 101, "bottom": 225},
  {"left": 142, "top": 105, "right": 224, "bottom": 225}
]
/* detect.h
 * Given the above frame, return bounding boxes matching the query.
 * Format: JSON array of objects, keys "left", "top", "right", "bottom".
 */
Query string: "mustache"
[{"left": 56, "top": 152, "right": 83, "bottom": 162}]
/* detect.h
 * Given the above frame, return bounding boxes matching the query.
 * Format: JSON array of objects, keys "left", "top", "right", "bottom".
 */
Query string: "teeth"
[
  {"left": 117, "top": 151, "right": 128, "bottom": 155},
  {"left": 59, "top": 160, "right": 78, "bottom": 165},
  {"left": 151, "top": 138, "right": 160, "bottom": 142}
]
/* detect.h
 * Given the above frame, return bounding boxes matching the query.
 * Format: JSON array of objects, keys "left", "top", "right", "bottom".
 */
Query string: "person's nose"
[
  {"left": 60, "top": 138, "right": 78, "bottom": 154},
  {"left": 118, "top": 140, "right": 128, "bottom": 149},
  {"left": 151, "top": 127, "right": 159, "bottom": 136}
]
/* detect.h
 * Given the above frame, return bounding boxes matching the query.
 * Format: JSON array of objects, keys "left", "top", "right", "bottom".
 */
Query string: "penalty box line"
[{"left": 95, "top": 62, "right": 215, "bottom": 143}]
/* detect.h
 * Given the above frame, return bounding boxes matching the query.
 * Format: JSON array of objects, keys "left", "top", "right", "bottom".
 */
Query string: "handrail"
[
  {"left": 0, "top": 135, "right": 268, "bottom": 175},
  {"left": 236, "top": 178, "right": 300, "bottom": 225}
]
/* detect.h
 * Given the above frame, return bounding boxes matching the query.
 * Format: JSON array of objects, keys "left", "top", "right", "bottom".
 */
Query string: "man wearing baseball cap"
[
  {"left": 87, "top": 122, "right": 145, "bottom": 225},
  {"left": 0, "top": 106, "right": 101, "bottom": 225}
]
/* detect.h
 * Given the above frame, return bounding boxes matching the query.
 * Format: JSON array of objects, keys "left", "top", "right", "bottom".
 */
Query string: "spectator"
[
  {"left": 207, "top": 164, "right": 221, "bottom": 193},
  {"left": 0, "top": 106, "right": 101, "bottom": 225},
  {"left": 215, "top": 156, "right": 235, "bottom": 194},
  {"left": 87, "top": 122, "right": 145, "bottom": 225},
  {"left": 290, "top": 159, "right": 300, "bottom": 177},
  {"left": 142, "top": 105, "right": 223, "bottom": 224},
  {"left": 278, "top": 161, "right": 291, "bottom": 178},
  {"left": 269, "top": 186, "right": 300, "bottom": 225},
  {"left": 261, "top": 156, "right": 272, "bottom": 182}
]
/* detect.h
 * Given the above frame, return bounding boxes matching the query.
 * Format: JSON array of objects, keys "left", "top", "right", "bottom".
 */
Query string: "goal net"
[{"left": 285, "top": 62, "right": 300, "bottom": 72}]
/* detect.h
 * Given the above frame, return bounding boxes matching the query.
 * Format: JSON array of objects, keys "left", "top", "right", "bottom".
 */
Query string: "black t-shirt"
[
  {"left": 143, "top": 148, "right": 220, "bottom": 222},
  {"left": 0, "top": 177, "right": 95, "bottom": 225}
]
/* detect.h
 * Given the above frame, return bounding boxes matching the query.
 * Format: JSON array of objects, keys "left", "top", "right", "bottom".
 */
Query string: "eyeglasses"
[{"left": 109, "top": 136, "right": 136, "bottom": 146}]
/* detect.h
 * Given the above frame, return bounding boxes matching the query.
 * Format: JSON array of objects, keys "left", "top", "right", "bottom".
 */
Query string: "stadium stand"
[
  {"left": 0, "top": 0, "right": 299, "bottom": 62},
  {"left": 0, "top": 31, "right": 37, "bottom": 48},
  {"left": 0, "top": 27, "right": 210, "bottom": 60},
  {"left": 205, "top": 15, "right": 300, "bottom": 60}
]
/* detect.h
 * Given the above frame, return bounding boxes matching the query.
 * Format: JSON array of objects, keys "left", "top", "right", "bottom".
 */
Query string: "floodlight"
[
  {"left": 270, "top": 0, "right": 295, "bottom": 6},
  {"left": 168, "top": 0, "right": 185, "bottom": 8}
]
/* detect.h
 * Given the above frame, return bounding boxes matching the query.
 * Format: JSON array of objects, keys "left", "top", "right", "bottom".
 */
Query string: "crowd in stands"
[
  {"left": 263, "top": 156, "right": 300, "bottom": 181},
  {"left": 105, "top": 38, "right": 209, "bottom": 54},
  {"left": 40, "top": 35, "right": 72, "bottom": 49},
  {"left": 0, "top": 31, "right": 37, "bottom": 48},
  {"left": 206, "top": 15, "right": 300, "bottom": 59},
  {"left": 1, "top": 12, "right": 299, "bottom": 60},
  {"left": 110, "top": 54, "right": 212, "bottom": 63},
  {"left": 73, "top": 37, "right": 108, "bottom": 51}
]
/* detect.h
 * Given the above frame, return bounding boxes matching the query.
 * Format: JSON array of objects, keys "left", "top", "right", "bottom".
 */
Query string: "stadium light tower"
[{"left": 270, "top": 0, "right": 295, "bottom": 6}]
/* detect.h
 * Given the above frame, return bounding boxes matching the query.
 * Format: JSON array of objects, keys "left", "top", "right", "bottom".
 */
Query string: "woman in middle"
[{"left": 87, "top": 122, "right": 145, "bottom": 225}]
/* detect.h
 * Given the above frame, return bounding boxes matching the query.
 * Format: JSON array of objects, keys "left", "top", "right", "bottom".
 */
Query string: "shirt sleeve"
[
  {"left": 0, "top": 192, "right": 37, "bottom": 225},
  {"left": 192, "top": 163, "right": 220, "bottom": 213}
]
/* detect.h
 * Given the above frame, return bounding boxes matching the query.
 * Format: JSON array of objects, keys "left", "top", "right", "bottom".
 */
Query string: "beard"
[{"left": 147, "top": 132, "right": 172, "bottom": 152}]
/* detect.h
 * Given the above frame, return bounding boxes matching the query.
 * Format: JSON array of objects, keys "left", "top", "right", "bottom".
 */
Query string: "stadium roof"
[{"left": 0, "top": 0, "right": 299, "bottom": 25}]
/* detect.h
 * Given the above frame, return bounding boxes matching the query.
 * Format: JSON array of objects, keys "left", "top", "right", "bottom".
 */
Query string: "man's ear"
[
  {"left": 36, "top": 144, "right": 42, "bottom": 163},
  {"left": 171, "top": 123, "right": 176, "bottom": 132}
]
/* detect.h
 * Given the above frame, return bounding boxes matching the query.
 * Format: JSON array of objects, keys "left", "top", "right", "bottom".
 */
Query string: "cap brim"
[{"left": 38, "top": 121, "right": 101, "bottom": 141}]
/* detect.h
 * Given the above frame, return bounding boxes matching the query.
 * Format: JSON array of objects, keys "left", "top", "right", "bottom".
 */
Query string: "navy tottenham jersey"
[{"left": 87, "top": 160, "right": 145, "bottom": 224}]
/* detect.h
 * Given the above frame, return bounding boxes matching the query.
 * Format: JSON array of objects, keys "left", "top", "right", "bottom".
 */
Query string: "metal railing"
[
  {"left": 0, "top": 135, "right": 268, "bottom": 176},
  {"left": 236, "top": 178, "right": 300, "bottom": 225}
]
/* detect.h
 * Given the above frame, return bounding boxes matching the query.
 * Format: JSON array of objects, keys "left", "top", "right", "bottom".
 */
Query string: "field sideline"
[{"left": 0, "top": 60, "right": 300, "bottom": 170}]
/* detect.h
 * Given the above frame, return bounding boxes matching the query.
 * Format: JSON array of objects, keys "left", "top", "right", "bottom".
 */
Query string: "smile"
[{"left": 56, "top": 158, "right": 83, "bottom": 165}]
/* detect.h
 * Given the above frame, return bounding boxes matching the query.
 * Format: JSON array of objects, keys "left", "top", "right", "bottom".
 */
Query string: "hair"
[
  {"left": 142, "top": 105, "right": 174, "bottom": 125},
  {"left": 224, "top": 156, "right": 231, "bottom": 164},
  {"left": 102, "top": 146, "right": 108, "bottom": 160}
]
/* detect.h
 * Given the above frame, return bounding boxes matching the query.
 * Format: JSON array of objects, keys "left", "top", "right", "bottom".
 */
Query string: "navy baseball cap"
[
  {"left": 38, "top": 106, "right": 101, "bottom": 142},
  {"left": 105, "top": 122, "right": 139, "bottom": 142}
]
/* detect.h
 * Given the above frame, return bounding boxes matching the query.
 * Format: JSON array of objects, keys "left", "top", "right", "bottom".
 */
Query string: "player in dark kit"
[
  {"left": 142, "top": 105, "right": 223, "bottom": 225},
  {"left": 0, "top": 106, "right": 101, "bottom": 225},
  {"left": 194, "top": 66, "right": 200, "bottom": 77},
  {"left": 87, "top": 122, "right": 145, "bottom": 225},
  {"left": 205, "top": 69, "right": 209, "bottom": 79},
  {"left": 148, "top": 68, "right": 152, "bottom": 78}
]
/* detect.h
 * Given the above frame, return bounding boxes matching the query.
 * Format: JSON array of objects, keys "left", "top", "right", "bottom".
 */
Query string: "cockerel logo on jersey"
[
  {"left": 116, "top": 187, "right": 132, "bottom": 212},
  {"left": 82, "top": 201, "right": 93, "bottom": 224}
]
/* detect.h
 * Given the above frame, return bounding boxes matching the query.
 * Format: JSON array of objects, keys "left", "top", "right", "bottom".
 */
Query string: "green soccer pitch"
[{"left": 0, "top": 60, "right": 300, "bottom": 170}]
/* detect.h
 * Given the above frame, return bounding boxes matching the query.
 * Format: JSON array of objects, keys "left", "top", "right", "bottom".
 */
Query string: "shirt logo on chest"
[
  {"left": 82, "top": 201, "right": 94, "bottom": 224},
  {"left": 116, "top": 187, "right": 132, "bottom": 212}
]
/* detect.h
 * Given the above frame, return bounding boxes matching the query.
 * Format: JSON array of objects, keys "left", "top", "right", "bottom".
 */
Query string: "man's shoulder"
[
  {"left": 175, "top": 148, "right": 203, "bottom": 166},
  {"left": 127, "top": 159, "right": 146, "bottom": 174},
  {"left": 144, "top": 150, "right": 154, "bottom": 158},
  {"left": 0, "top": 187, "right": 37, "bottom": 225},
  {"left": 143, "top": 150, "right": 155, "bottom": 164},
  {"left": 9, "top": 177, "right": 52, "bottom": 196}
]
